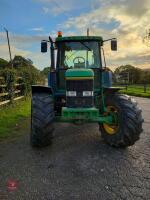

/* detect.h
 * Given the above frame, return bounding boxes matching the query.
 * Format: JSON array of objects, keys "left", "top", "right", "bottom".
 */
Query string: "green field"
[
  {"left": 0, "top": 98, "right": 31, "bottom": 140},
  {"left": 118, "top": 85, "right": 150, "bottom": 98}
]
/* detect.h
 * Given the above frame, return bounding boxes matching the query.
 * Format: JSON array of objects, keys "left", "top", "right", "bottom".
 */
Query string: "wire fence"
[
  {"left": 114, "top": 84, "right": 150, "bottom": 92},
  {"left": 113, "top": 83, "right": 150, "bottom": 97}
]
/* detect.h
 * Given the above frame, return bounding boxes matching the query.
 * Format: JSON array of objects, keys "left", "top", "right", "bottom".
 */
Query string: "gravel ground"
[{"left": 0, "top": 97, "right": 150, "bottom": 200}]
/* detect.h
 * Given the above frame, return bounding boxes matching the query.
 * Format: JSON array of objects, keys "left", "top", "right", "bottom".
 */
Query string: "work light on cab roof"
[{"left": 57, "top": 31, "right": 62, "bottom": 37}]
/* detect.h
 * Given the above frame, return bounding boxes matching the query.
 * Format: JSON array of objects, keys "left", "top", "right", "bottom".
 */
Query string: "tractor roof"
[{"left": 55, "top": 36, "right": 103, "bottom": 42}]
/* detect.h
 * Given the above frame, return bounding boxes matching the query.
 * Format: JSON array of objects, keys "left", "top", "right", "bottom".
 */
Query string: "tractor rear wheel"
[
  {"left": 99, "top": 94, "right": 143, "bottom": 147},
  {"left": 31, "top": 92, "right": 55, "bottom": 147}
]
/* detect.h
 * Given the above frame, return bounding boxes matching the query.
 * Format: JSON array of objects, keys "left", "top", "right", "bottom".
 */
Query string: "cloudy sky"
[{"left": 0, "top": 0, "right": 150, "bottom": 70}]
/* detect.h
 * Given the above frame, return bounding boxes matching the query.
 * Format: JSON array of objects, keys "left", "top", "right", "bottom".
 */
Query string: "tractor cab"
[
  {"left": 40, "top": 32, "right": 116, "bottom": 115},
  {"left": 55, "top": 36, "right": 103, "bottom": 92},
  {"left": 55, "top": 37, "right": 100, "bottom": 109},
  {"left": 56, "top": 37, "right": 101, "bottom": 69}
]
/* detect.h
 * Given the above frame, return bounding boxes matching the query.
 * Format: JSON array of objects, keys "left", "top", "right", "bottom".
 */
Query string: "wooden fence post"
[
  {"left": 144, "top": 84, "right": 147, "bottom": 93},
  {"left": 0, "top": 74, "right": 24, "bottom": 106},
  {"left": 6, "top": 73, "right": 14, "bottom": 103}
]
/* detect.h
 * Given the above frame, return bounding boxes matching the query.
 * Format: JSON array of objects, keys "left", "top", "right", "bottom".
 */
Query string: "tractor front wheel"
[
  {"left": 31, "top": 92, "right": 55, "bottom": 147},
  {"left": 99, "top": 94, "right": 143, "bottom": 147}
]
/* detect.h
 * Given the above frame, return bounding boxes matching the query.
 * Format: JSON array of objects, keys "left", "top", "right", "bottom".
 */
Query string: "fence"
[
  {"left": 113, "top": 83, "right": 150, "bottom": 98},
  {"left": 0, "top": 76, "right": 25, "bottom": 106},
  {"left": 114, "top": 84, "right": 150, "bottom": 93},
  {"left": 129, "top": 84, "right": 148, "bottom": 93}
]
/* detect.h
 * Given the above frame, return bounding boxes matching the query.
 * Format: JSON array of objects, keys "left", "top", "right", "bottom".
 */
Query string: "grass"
[
  {"left": 0, "top": 98, "right": 31, "bottom": 140},
  {"left": 118, "top": 85, "right": 150, "bottom": 98}
]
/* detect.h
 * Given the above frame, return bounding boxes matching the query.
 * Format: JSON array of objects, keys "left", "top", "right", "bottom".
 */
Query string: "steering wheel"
[{"left": 73, "top": 56, "right": 85, "bottom": 65}]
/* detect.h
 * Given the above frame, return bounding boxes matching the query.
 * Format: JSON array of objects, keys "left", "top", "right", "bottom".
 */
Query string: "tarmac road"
[{"left": 0, "top": 97, "right": 150, "bottom": 200}]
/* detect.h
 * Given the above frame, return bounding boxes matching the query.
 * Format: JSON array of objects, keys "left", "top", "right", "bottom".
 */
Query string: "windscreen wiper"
[{"left": 80, "top": 41, "right": 92, "bottom": 51}]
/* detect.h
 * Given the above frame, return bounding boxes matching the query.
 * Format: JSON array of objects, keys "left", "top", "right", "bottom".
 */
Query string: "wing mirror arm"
[
  {"left": 49, "top": 37, "right": 55, "bottom": 70},
  {"left": 41, "top": 36, "right": 55, "bottom": 70}
]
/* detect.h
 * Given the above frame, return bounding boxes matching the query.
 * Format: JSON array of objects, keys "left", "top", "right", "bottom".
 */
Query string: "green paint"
[
  {"left": 60, "top": 107, "right": 113, "bottom": 123},
  {"left": 65, "top": 69, "right": 94, "bottom": 78},
  {"left": 56, "top": 36, "right": 103, "bottom": 42}
]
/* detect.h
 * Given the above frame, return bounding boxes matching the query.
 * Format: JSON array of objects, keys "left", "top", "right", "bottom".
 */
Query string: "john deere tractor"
[{"left": 31, "top": 32, "right": 143, "bottom": 148}]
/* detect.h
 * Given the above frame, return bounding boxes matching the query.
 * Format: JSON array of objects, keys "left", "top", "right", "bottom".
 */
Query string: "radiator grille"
[{"left": 66, "top": 80, "right": 94, "bottom": 108}]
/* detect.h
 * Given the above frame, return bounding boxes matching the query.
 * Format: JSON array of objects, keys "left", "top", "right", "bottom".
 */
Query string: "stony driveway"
[{"left": 0, "top": 97, "right": 150, "bottom": 200}]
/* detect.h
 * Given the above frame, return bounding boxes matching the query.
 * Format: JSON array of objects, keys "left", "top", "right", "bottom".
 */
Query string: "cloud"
[
  {"left": 0, "top": 42, "right": 50, "bottom": 69},
  {"left": 0, "top": 32, "right": 50, "bottom": 69},
  {"left": 62, "top": 0, "right": 150, "bottom": 68},
  {"left": 37, "top": 0, "right": 75, "bottom": 16},
  {"left": 0, "top": 31, "right": 49, "bottom": 48},
  {"left": 42, "top": 7, "right": 49, "bottom": 14},
  {"left": 0, "top": 43, "right": 31, "bottom": 61},
  {"left": 30, "top": 27, "right": 44, "bottom": 32},
  {"left": 1, "top": 0, "right": 150, "bottom": 69},
  {"left": 37, "top": 0, "right": 90, "bottom": 16}
]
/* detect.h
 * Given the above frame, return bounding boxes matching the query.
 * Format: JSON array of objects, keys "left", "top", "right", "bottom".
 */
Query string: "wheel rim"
[{"left": 103, "top": 106, "right": 119, "bottom": 135}]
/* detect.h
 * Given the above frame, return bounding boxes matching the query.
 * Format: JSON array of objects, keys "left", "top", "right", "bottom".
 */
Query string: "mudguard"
[
  {"left": 103, "top": 87, "right": 121, "bottom": 94},
  {"left": 32, "top": 85, "right": 53, "bottom": 95}
]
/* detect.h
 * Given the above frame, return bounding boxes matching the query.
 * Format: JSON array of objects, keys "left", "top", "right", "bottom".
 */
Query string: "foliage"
[
  {"left": 13, "top": 55, "right": 33, "bottom": 68},
  {"left": 0, "top": 58, "right": 8, "bottom": 68},
  {"left": 0, "top": 56, "right": 45, "bottom": 95},
  {"left": 139, "top": 70, "right": 150, "bottom": 84},
  {"left": 114, "top": 65, "right": 142, "bottom": 84},
  {"left": 114, "top": 65, "right": 150, "bottom": 84},
  {"left": 18, "top": 66, "right": 44, "bottom": 94},
  {"left": 41, "top": 67, "right": 50, "bottom": 77},
  {"left": 0, "top": 68, "right": 16, "bottom": 100}
]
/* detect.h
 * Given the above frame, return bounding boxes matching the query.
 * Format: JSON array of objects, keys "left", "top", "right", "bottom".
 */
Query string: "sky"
[{"left": 0, "top": 0, "right": 150, "bottom": 70}]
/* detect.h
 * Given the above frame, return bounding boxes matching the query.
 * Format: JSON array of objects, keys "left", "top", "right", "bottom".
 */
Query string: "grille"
[{"left": 66, "top": 80, "right": 94, "bottom": 108}]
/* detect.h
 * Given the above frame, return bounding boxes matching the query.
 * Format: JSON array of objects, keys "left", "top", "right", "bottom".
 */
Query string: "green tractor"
[{"left": 31, "top": 31, "right": 143, "bottom": 148}]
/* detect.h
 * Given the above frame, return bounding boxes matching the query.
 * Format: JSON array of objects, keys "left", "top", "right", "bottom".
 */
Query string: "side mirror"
[
  {"left": 41, "top": 41, "right": 47, "bottom": 53},
  {"left": 111, "top": 39, "right": 117, "bottom": 51}
]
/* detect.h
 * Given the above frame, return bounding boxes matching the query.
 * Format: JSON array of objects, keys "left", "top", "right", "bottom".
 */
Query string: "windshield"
[{"left": 58, "top": 41, "right": 100, "bottom": 69}]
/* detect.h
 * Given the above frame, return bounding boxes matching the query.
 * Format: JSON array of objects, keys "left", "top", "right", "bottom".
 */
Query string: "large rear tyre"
[
  {"left": 31, "top": 92, "right": 55, "bottom": 147},
  {"left": 99, "top": 94, "right": 144, "bottom": 147}
]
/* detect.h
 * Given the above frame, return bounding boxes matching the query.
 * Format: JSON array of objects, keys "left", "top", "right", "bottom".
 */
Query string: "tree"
[
  {"left": 114, "top": 65, "right": 142, "bottom": 84},
  {"left": 12, "top": 55, "right": 33, "bottom": 68},
  {"left": 0, "top": 55, "right": 45, "bottom": 94},
  {"left": 140, "top": 70, "right": 150, "bottom": 84},
  {"left": 0, "top": 58, "right": 8, "bottom": 68},
  {"left": 41, "top": 67, "right": 50, "bottom": 77}
]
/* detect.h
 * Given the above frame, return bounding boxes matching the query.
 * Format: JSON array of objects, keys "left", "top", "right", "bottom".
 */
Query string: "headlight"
[
  {"left": 66, "top": 91, "right": 77, "bottom": 97},
  {"left": 83, "top": 91, "right": 93, "bottom": 96}
]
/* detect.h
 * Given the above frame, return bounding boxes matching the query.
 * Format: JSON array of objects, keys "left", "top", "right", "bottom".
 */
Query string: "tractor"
[{"left": 31, "top": 31, "right": 143, "bottom": 148}]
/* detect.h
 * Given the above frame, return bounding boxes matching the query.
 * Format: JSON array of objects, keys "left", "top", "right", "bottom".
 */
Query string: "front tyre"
[
  {"left": 31, "top": 92, "right": 55, "bottom": 147},
  {"left": 99, "top": 94, "right": 144, "bottom": 147}
]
